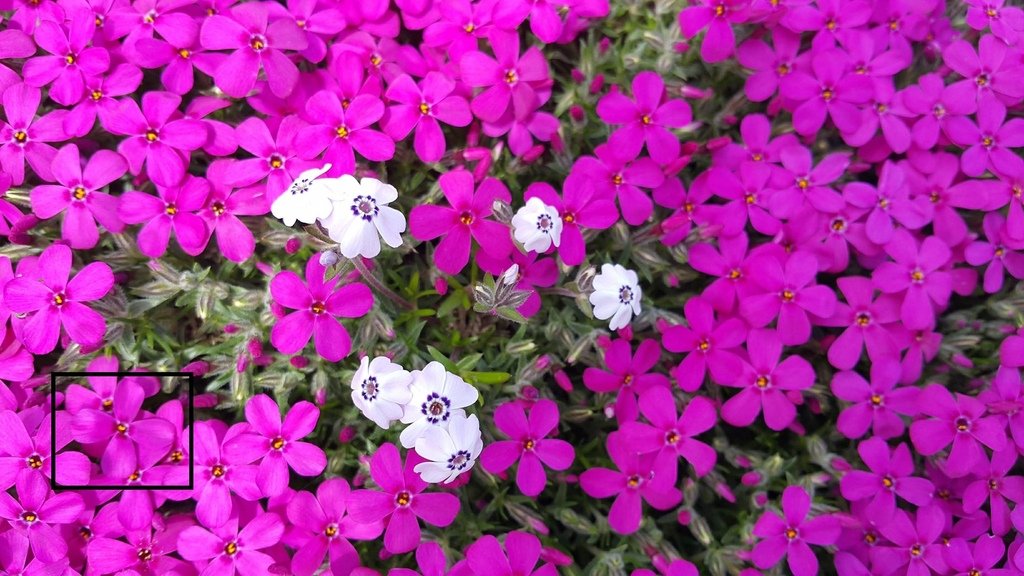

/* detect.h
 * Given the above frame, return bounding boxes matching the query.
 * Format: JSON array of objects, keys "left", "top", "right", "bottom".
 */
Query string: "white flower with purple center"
[
  {"left": 271, "top": 164, "right": 339, "bottom": 227},
  {"left": 350, "top": 355, "right": 414, "bottom": 429},
  {"left": 399, "top": 361, "right": 479, "bottom": 449},
  {"left": 589, "top": 263, "right": 642, "bottom": 331},
  {"left": 414, "top": 413, "right": 483, "bottom": 484},
  {"left": 321, "top": 176, "right": 407, "bottom": 259},
  {"left": 511, "top": 197, "right": 562, "bottom": 253}
]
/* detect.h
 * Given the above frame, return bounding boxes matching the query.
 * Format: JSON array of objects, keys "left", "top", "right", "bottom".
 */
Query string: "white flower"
[
  {"left": 320, "top": 176, "right": 407, "bottom": 259},
  {"left": 413, "top": 413, "right": 483, "bottom": 484},
  {"left": 399, "top": 361, "right": 479, "bottom": 449},
  {"left": 350, "top": 356, "right": 413, "bottom": 429},
  {"left": 589, "top": 263, "right": 642, "bottom": 331},
  {"left": 511, "top": 197, "right": 562, "bottom": 253},
  {"left": 501, "top": 264, "right": 520, "bottom": 286},
  {"left": 271, "top": 164, "right": 339, "bottom": 227}
]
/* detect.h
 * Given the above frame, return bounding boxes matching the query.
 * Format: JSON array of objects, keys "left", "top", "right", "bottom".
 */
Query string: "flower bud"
[
  {"left": 290, "top": 356, "right": 310, "bottom": 369},
  {"left": 285, "top": 237, "right": 302, "bottom": 254}
]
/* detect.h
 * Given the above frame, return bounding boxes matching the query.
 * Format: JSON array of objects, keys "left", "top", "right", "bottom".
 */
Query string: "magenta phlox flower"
[
  {"left": 736, "top": 29, "right": 801, "bottom": 102},
  {"left": 980, "top": 367, "right": 1024, "bottom": 450},
  {"left": 22, "top": 9, "right": 110, "bottom": 106},
  {"left": 409, "top": 170, "right": 513, "bottom": 275},
  {"left": 678, "top": 0, "right": 750, "bottom": 62},
  {"left": 962, "top": 447, "right": 1023, "bottom": 535},
  {"left": 348, "top": 443, "right": 460, "bottom": 554},
  {"left": 522, "top": 177, "right": 618, "bottom": 266},
  {"left": 944, "top": 536, "right": 1011, "bottom": 576},
  {"left": 899, "top": 73, "right": 977, "bottom": 151},
  {"left": 0, "top": 29, "right": 35, "bottom": 95},
  {"left": 388, "top": 541, "right": 469, "bottom": 576},
  {"left": 226, "top": 115, "right": 318, "bottom": 201},
  {"left": 965, "top": 212, "right": 1024, "bottom": 293},
  {"left": 0, "top": 471, "right": 85, "bottom": 563},
  {"left": 178, "top": 511, "right": 285, "bottom": 576},
  {"left": 0, "top": 410, "right": 91, "bottom": 490},
  {"left": 70, "top": 375, "right": 176, "bottom": 480},
  {"left": 297, "top": 90, "right": 395, "bottom": 176},
  {"left": 479, "top": 399, "right": 575, "bottom": 497},
  {"left": 631, "top": 559, "right": 698, "bottom": 576},
  {"left": 768, "top": 146, "right": 848, "bottom": 219},
  {"left": 422, "top": 0, "right": 492, "bottom": 60},
  {"left": 689, "top": 233, "right": 784, "bottom": 313},
  {"left": 738, "top": 251, "right": 837, "bottom": 345},
  {"left": 3, "top": 243, "right": 113, "bottom": 354},
  {"left": 710, "top": 113, "right": 800, "bottom": 170},
  {"left": 199, "top": 160, "right": 266, "bottom": 263},
  {"left": 464, "top": 531, "right": 556, "bottom": 576},
  {"left": 943, "top": 35, "right": 1024, "bottom": 104},
  {"left": 597, "top": 72, "right": 692, "bottom": 165},
  {"left": 572, "top": 143, "right": 664, "bottom": 226},
  {"left": 0, "top": 83, "right": 65, "bottom": 185},
  {"left": 200, "top": 1, "right": 308, "bottom": 98},
  {"left": 460, "top": 29, "right": 550, "bottom": 123},
  {"left": 128, "top": 17, "right": 223, "bottom": 95},
  {"left": 222, "top": 394, "right": 326, "bottom": 498},
  {"left": 720, "top": 328, "right": 814, "bottom": 431},
  {"left": 655, "top": 175, "right": 724, "bottom": 245},
  {"left": 583, "top": 338, "right": 670, "bottom": 424},
  {"left": 118, "top": 175, "right": 211, "bottom": 258},
  {"left": 752, "top": 486, "right": 841, "bottom": 576},
  {"left": 843, "top": 78, "right": 914, "bottom": 153},
  {"left": 947, "top": 94, "right": 1024, "bottom": 178},
  {"left": 579, "top": 432, "right": 681, "bottom": 535},
  {"left": 965, "top": 0, "right": 1024, "bottom": 44},
  {"left": 106, "top": 91, "right": 209, "bottom": 186},
  {"left": 30, "top": 144, "right": 126, "bottom": 250},
  {"left": 482, "top": 101, "right": 560, "bottom": 158},
  {"left": 64, "top": 356, "right": 159, "bottom": 414},
  {"left": 840, "top": 438, "right": 935, "bottom": 521},
  {"left": 831, "top": 359, "right": 919, "bottom": 439},
  {"left": 269, "top": 254, "right": 373, "bottom": 361},
  {"left": 192, "top": 421, "right": 264, "bottom": 528},
  {"left": 383, "top": 72, "right": 473, "bottom": 163},
  {"left": 843, "top": 161, "right": 932, "bottom": 245},
  {"left": 288, "top": 478, "right": 383, "bottom": 576},
  {"left": 662, "top": 295, "right": 746, "bottom": 392},
  {"left": 283, "top": 0, "right": 347, "bottom": 63},
  {"left": 63, "top": 63, "right": 143, "bottom": 138},
  {"left": 779, "top": 49, "right": 874, "bottom": 137},
  {"left": 491, "top": 0, "right": 566, "bottom": 43},
  {"left": 87, "top": 523, "right": 191, "bottom": 575},
  {"left": 0, "top": 530, "right": 67, "bottom": 576},
  {"left": 818, "top": 276, "right": 900, "bottom": 369},
  {"left": 871, "top": 506, "right": 948, "bottom": 576},
  {"left": 871, "top": 230, "right": 952, "bottom": 330},
  {"left": 707, "top": 162, "right": 781, "bottom": 238},
  {"left": 910, "top": 383, "right": 1007, "bottom": 478},
  {"left": 619, "top": 386, "right": 716, "bottom": 485}
]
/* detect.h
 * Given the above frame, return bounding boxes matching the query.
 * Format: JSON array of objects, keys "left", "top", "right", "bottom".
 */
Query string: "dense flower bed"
[{"left": 0, "top": 0, "right": 1023, "bottom": 575}]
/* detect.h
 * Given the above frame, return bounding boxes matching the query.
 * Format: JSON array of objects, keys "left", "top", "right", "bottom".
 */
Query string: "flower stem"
[{"left": 351, "top": 257, "right": 415, "bottom": 311}]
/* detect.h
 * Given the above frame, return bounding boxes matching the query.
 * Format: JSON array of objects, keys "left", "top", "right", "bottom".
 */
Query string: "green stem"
[{"left": 351, "top": 257, "right": 415, "bottom": 311}]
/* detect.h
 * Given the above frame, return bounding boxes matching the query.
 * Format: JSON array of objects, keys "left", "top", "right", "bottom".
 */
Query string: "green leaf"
[
  {"left": 455, "top": 353, "right": 483, "bottom": 371},
  {"left": 425, "top": 346, "right": 459, "bottom": 372},
  {"left": 463, "top": 371, "right": 511, "bottom": 385}
]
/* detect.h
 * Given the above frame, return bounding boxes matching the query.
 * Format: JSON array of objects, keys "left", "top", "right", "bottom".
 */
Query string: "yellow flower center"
[
  {"left": 755, "top": 375, "right": 769, "bottom": 389},
  {"left": 13, "top": 131, "right": 27, "bottom": 143},
  {"left": 910, "top": 544, "right": 922, "bottom": 557},
  {"left": 419, "top": 102, "right": 430, "bottom": 115},
  {"left": 665, "top": 431, "right": 679, "bottom": 444},
  {"left": 137, "top": 549, "right": 152, "bottom": 562},
  {"left": 129, "top": 470, "right": 141, "bottom": 482},
  {"left": 910, "top": 269, "right": 924, "bottom": 283},
  {"left": 170, "top": 450, "right": 183, "bottom": 462},
  {"left": 224, "top": 542, "right": 238, "bottom": 556},
  {"left": 370, "top": 54, "right": 382, "bottom": 67},
  {"left": 395, "top": 491, "right": 412, "bottom": 507},
  {"left": 504, "top": 70, "right": 518, "bottom": 84},
  {"left": 562, "top": 213, "right": 575, "bottom": 223},
  {"left": 714, "top": 4, "right": 725, "bottom": 16},
  {"left": 626, "top": 475, "right": 641, "bottom": 488},
  {"left": 53, "top": 293, "right": 66, "bottom": 306},
  {"left": 250, "top": 37, "right": 265, "bottom": 50},
  {"left": 821, "top": 88, "right": 834, "bottom": 101},
  {"left": 271, "top": 437, "right": 285, "bottom": 450},
  {"left": 325, "top": 525, "right": 338, "bottom": 537},
  {"left": 27, "top": 454, "right": 42, "bottom": 469},
  {"left": 270, "top": 155, "right": 284, "bottom": 169},
  {"left": 22, "top": 512, "right": 38, "bottom": 523},
  {"left": 882, "top": 476, "right": 894, "bottom": 488},
  {"left": 65, "top": 54, "right": 76, "bottom": 65},
  {"left": 785, "top": 528, "right": 798, "bottom": 540},
  {"left": 211, "top": 201, "right": 225, "bottom": 216},
  {"left": 641, "top": 114, "right": 652, "bottom": 125},
  {"left": 211, "top": 464, "right": 225, "bottom": 477},
  {"left": 80, "top": 526, "right": 93, "bottom": 540},
  {"left": 870, "top": 394, "right": 883, "bottom": 406},
  {"left": 523, "top": 439, "right": 536, "bottom": 451},
  {"left": 145, "top": 130, "right": 158, "bottom": 142},
  {"left": 781, "top": 289, "right": 795, "bottom": 301},
  {"left": 73, "top": 186, "right": 88, "bottom": 200},
  {"left": 336, "top": 125, "right": 349, "bottom": 138},
  {"left": 460, "top": 212, "right": 474, "bottom": 225},
  {"left": 797, "top": 178, "right": 809, "bottom": 189},
  {"left": 776, "top": 63, "right": 790, "bottom": 76},
  {"left": 178, "top": 49, "right": 190, "bottom": 59},
  {"left": 102, "top": 398, "right": 113, "bottom": 410},
  {"left": 311, "top": 301, "right": 326, "bottom": 314},
  {"left": 826, "top": 18, "right": 836, "bottom": 30},
  {"left": 116, "top": 423, "right": 128, "bottom": 434},
  {"left": 699, "top": 339, "right": 710, "bottom": 351},
  {"left": 91, "top": 90, "right": 103, "bottom": 101},
  {"left": 728, "top": 268, "right": 741, "bottom": 280},
  {"left": 165, "top": 204, "right": 177, "bottom": 216},
  {"left": 464, "top": 23, "right": 475, "bottom": 33}
]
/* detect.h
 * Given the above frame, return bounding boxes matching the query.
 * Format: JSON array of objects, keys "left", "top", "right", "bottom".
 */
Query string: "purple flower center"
[
  {"left": 447, "top": 450, "right": 471, "bottom": 471},
  {"left": 350, "top": 195, "right": 379, "bottom": 222},
  {"left": 361, "top": 376, "right": 379, "bottom": 401},
  {"left": 618, "top": 285, "right": 634, "bottom": 304},
  {"left": 421, "top": 393, "right": 451, "bottom": 424},
  {"left": 395, "top": 491, "right": 412, "bottom": 507},
  {"left": 955, "top": 417, "right": 971, "bottom": 432},
  {"left": 988, "top": 479, "right": 999, "bottom": 491},
  {"left": 536, "top": 213, "right": 553, "bottom": 231},
  {"left": 249, "top": 34, "right": 267, "bottom": 51}
]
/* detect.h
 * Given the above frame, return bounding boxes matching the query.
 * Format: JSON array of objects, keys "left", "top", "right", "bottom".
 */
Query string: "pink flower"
[
  {"left": 22, "top": 9, "right": 110, "bottom": 106},
  {"left": 464, "top": 531, "right": 556, "bottom": 576},
  {"left": 831, "top": 359, "right": 919, "bottom": 439},
  {"left": 199, "top": 2, "right": 308, "bottom": 98},
  {"left": 226, "top": 115, "right": 319, "bottom": 201},
  {"left": 3, "top": 243, "right": 113, "bottom": 354},
  {"left": 0, "top": 472, "right": 85, "bottom": 563},
  {"left": 579, "top": 431, "right": 681, "bottom": 535},
  {"left": 287, "top": 478, "right": 383, "bottom": 576},
  {"left": 347, "top": 443, "right": 460, "bottom": 555},
  {"left": 388, "top": 541, "right": 467, "bottom": 576},
  {"left": 720, "top": 328, "right": 814, "bottom": 431},
  {"left": 947, "top": 95, "right": 1024, "bottom": 178},
  {"left": 223, "top": 394, "right": 327, "bottom": 498},
  {"left": 269, "top": 254, "right": 374, "bottom": 361},
  {"left": 583, "top": 339, "right": 670, "bottom": 424},
  {"left": 409, "top": 170, "right": 513, "bottom": 275},
  {"left": 199, "top": 160, "right": 267, "bottom": 263},
  {"left": 739, "top": 251, "right": 837, "bottom": 346},
  {"left": 597, "top": 72, "right": 693, "bottom": 165},
  {"left": 63, "top": 63, "right": 143, "bottom": 138},
  {"left": 178, "top": 511, "right": 285, "bottom": 576},
  {"left": 679, "top": 0, "right": 750, "bottom": 62},
  {"left": 573, "top": 143, "right": 664, "bottom": 226},
  {"left": 962, "top": 447, "right": 1023, "bottom": 535},
  {"left": 619, "top": 386, "right": 717, "bottom": 485},
  {"left": 843, "top": 161, "right": 932, "bottom": 245},
  {"left": 943, "top": 35, "right": 1024, "bottom": 104},
  {"left": 297, "top": 90, "right": 395, "bottom": 177},
  {"left": 779, "top": 49, "right": 874, "bottom": 137},
  {"left": 752, "top": 486, "right": 841, "bottom": 576},
  {"left": 30, "top": 144, "right": 126, "bottom": 249},
  {"left": 872, "top": 506, "right": 948, "bottom": 576},
  {"left": 479, "top": 399, "right": 575, "bottom": 497},
  {"left": 910, "top": 384, "right": 1007, "bottom": 478},
  {"left": 0, "top": 410, "right": 91, "bottom": 490},
  {"left": 965, "top": 212, "right": 1024, "bottom": 294},
  {"left": 0, "top": 83, "right": 64, "bottom": 185},
  {"left": 422, "top": 0, "right": 492, "bottom": 60},
  {"left": 523, "top": 178, "right": 618, "bottom": 266},
  {"left": 871, "top": 230, "right": 953, "bottom": 331},
  {"left": 662, "top": 295, "right": 746, "bottom": 392},
  {"left": 86, "top": 524, "right": 189, "bottom": 575},
  {"left": 105, "top": 91, "right": 209, "bottom": 186},
  {"left": 460, "top": 30, "right": 550, "bottom": 123},
  {"left": 191, "top": 421, "right": 263, "bottom": 528},
  {"left": 840, "top": 438, "right": 935, "bottom": 522},
  {"left": 820, "top": 276, "right": 900, "bottom": 370},
  {"left": 128, "top": 17, "right": 223, "bottom": 95},
  {"left": 118, "top": 175, "right": 211, "bottom": 258},
  {"left": 383, "top": 72, "right": 472, "bottom": 163}
]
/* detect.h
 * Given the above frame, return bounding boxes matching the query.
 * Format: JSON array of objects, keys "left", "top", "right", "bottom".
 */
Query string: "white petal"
[
  {"left": 415, "top": 425, "right": 455, "bottom": 461},
  {"left": 413, "top": 461, "right": 450, "bottom": 484},
  {"left": 400, "top": 417, "right": 433, "bottom": 449},
  {"left": 449, "top": 413, "right": 481, "bottom": 450},
  {"left": 375, "top": 206, "right": 406, "bottom": 248},
  {"left": 590, "top": 290, "right": 621, "bottom": 320},
  {"left": 443, "top": 373, "right": 479, "bottom": 409},
  {"left": 608, "top": 304, "right": 633, "bottom": 331}
]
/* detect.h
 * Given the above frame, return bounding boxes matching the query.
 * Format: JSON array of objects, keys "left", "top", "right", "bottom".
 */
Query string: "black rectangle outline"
[{"left": 49, "top": 371, "right": 195, "bottom": 491}]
